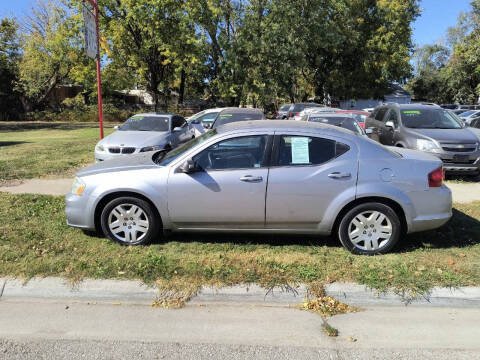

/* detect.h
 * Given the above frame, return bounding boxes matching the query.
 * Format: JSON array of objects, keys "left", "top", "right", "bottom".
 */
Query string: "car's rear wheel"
[
  {"left": 338, "top": 203, "right": 401, "bottom": 255},
  {"left": 100, "top": 196, "right": 160, "bottom": 245}
]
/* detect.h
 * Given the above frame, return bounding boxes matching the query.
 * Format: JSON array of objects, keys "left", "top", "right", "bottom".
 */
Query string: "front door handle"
[
  {"left": 240, "top": 175, "right": 263, "bottom": 183},
  {"left": 328, "top": 172, "right": 351, "bottom": 179}
]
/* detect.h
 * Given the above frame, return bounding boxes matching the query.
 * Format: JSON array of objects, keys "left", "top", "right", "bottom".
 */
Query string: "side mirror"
[
  {"left": 173, "top": 127, "right": 183, "bottom": 132},
  {"left": 114, "top": 125, "right": 119, "bottom": 130},
  {"left": 177, "top": 158, "right": 198, "bottom": 174},
  {"left": 365, "top": 128, "right": 373, "bottom": 135},
  {"left": 385, "top": 121, "right": 395, "bottom": 129}
]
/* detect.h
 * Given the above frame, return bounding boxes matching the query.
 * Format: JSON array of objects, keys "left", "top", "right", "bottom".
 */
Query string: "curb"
[{"left": 1, "top": 277, "right": 480, "bottom": 307}]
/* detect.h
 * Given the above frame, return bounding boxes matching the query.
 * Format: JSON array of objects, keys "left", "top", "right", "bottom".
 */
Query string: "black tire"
[
  {"left": 100, "top": 196, "right": 160, "bottom": 245},
  {"left": 338, "top": 202, "right": 401, "bottom": 255}
]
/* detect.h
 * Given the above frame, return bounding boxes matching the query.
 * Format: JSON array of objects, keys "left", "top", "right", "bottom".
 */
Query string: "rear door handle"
[
  {"left": 328, "top": 172, "right": 351, "bottom": 179},
  {"left": 240, "top": 175, "right": 263, "bottom": 183}
]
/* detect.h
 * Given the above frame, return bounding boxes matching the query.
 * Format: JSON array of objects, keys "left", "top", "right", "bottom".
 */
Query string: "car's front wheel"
[
  {"left": 100, "top": 196, "right": 160, "bottom": 245},
  {"left": 338, "top": 203, "right": 401, "bottom": 255}
]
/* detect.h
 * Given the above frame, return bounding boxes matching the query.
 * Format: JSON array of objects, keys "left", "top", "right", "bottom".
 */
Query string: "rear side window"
[{"left": 275, "top": 135, "right": 350, "bottom": 166}]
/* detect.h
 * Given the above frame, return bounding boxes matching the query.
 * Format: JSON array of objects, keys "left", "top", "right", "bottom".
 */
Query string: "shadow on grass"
[
  {"left": 167, "top": 231, "right": 342, "bottom": 248},
  {"left": 445, "top": 173, "right": 480, "bottom": 183},
  {"left": 0, "top": 141, "right": 29, "bottom": 147},
  {"left": 0, "top": 122, "right": 116, "bottom": 132},
  {"left": 398, "top": 208, "right": 480, "bottom": 252}
]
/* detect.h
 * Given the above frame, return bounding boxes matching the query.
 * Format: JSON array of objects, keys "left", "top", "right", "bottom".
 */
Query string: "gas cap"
[{"left": 380, "top": 168, "right": 394, "bottom": 182}]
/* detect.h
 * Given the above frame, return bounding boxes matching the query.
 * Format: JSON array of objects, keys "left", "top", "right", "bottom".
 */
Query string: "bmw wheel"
[
  {"left": 100, "top": 196, "right": 160, "bottom": 245},
  {"left": 338, "top": 203, "right": 401, "bottom": 255}
]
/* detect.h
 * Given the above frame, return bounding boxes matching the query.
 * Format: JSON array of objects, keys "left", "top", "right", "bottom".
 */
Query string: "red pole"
[{"left": 93, "top": 0, "right": 104, "bottom": 139}]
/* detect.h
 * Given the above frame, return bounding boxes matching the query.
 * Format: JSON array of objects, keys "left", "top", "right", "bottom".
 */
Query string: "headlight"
[
  {"left": 71, "top": 177, "right": 86, "bottom": 196},
  {"left": 140, "top": 145, "right": 162, "bottom": 152},
  {"left": 416, "top": 139, "right": 439, "bottom": 152},
  {"left": 95, "top": 144, "right": 105, "bottom": 152}
]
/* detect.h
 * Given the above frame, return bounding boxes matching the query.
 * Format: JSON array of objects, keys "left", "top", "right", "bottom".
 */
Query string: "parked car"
[
  {"left": 67, "top": 120, "right": 452, "bottom": 255},
  {"left": 293, "top": 106, "right": 337, "bottom": 121},
  {"left": 366, "top": 104, "right": 480, "bottom": 175},
  {"left": 459, "top": 110, "right": 480, "bottom": 125},
  {"left": 187, "top": 108, "right": 225, "bottom": 136},
  {"left": 452, "top": 109, "right": 468, "bottom": 116},
  {"left": 287, "top": 103, "right": 324, "bottom": 120},
  {"left": 335, "top": 110, "right": 370, "bottom": 129},
  {"left": 209, "top": 108, "right": 265, "bottom": 129},
  {"left": 363, "top": 108, "right": 375, "bottom": 113},
  {"left": 302, "top": 113, "right": 370, "bottom": 136},
  {"left": 94, "top": 113, "right": 194, "bottom": 162},
  {"left": 275, "top": 104, "right": 292, "bottom": 119}
]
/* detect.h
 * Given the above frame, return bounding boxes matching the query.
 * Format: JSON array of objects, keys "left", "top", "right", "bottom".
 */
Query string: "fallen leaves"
[{"left": 298, "top": 296, "right": 359, "bottom": 317}]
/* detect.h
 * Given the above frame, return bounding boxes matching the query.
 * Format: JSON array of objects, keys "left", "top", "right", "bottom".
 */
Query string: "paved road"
[
  {"left": 1, "top": 178, "right": 479, "bottom": 203},
  {"left": 0, "top": 298, "right": 479, "bottom": 359}
]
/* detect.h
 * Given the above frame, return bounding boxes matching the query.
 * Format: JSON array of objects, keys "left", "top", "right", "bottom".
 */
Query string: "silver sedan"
[{"left": 66, "top": 121, "right": 452, "bottom": 255}]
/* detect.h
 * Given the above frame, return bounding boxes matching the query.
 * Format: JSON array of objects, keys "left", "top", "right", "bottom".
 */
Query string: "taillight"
[
  {"left": 289, "top": 112, "right": 293, "bottom": 118},
  {"left": 428, "top": 166, "right": 444, "bottom": 187},
  {"left": 295, "top": 113, "right": 301, "bottom": 116}
]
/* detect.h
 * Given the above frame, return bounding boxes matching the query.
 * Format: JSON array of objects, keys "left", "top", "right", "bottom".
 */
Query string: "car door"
[
  {"left": 167, "top": 134, "right": 272, "bottom": 229},
  {"left": 380, "top": 109, "right": 399, "bottom": 145},
  {"left": 366, "top": 107, "right": 388, "bottom": 143},
  {"left": 171, "top": 116, "right": 192, "bottom": 146},
  {"left": 265, "top": 132, "right": 358, "bottom": 230}
]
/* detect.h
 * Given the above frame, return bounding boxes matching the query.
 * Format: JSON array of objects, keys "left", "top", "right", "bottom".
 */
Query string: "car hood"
[
  {"left": 78, "top": 152, "right": 159, "bottom": 177},
  {"left": 98, "top": 130, "right": 170, "bottom": 148},
  {"left": 405, "top": 128, "right": 479, "bottom": 144}
]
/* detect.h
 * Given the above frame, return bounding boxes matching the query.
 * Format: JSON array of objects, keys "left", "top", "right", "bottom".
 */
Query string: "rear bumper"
[{"left": 408, "top": 185, "right": 452, "bottom": 233}]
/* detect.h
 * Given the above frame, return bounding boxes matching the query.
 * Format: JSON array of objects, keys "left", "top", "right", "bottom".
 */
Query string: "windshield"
[
  {"left": 401, "top": 109, "right": 462, "bottom": 129},
  {"left": 309, "top": 116, "right": 363, "bottom": 134},
  {"left": 460, "top": 110, "right": 476, "bottom": 117},
  {"left": 214, "top": 111, "right": 264, "bottom": 127},
  {"left": 120, "top": 115, "right": 170, "bottom": 132},
  {"left": 156, "top": 129, "right": 218, "bottom": 166},
  {"left": 188, "top": 111, "right": 205, "bottom": 122}
]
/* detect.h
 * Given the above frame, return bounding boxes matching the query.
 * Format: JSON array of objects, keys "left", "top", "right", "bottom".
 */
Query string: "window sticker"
[
  {"left": 131, "top": 116, "right": 144, "bottom": 120},
  {"left": 220, "top": 113, "right": 233, "bottom": 117},
  {"left": 291, "top": 137, "right": 310, "bottom": 164},
  {"left": 403, "top": 111, "right": 421, "bottom": 115}
]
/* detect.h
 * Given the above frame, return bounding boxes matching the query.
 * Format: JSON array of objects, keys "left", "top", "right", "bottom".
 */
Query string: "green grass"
[
  {"left": 1, "top": 193, "right": 479, "bottom": 299},
  {"left": 0, "top": 126, "right": 113, "bottom": 184}
]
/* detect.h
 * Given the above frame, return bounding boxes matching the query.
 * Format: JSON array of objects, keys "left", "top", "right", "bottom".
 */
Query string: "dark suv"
[{"left": 366, "top": 104, "right": 480, "bottom": 175}]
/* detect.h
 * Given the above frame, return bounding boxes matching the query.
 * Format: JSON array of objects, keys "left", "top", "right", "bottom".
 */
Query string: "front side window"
[
  {"left": 275, "top": 135, "right": 350, "bottom": 166},
  {"left": 193, "top": 135, "right": 268, "bottom": 170},
  {"left": 198, "top": 113, "right": 218, "bottom": 124},
  {"left": 120, "top": 115, "right": 169, "bottom": 132},
  {"left": 375, "top": 108, "right": 388, "bottom": 121},
  {"left": 172, "top": 116, "right": 187, "bottom": 129},
  {"left": 384, "top": 110, "right": 399, "bottom": 127}
]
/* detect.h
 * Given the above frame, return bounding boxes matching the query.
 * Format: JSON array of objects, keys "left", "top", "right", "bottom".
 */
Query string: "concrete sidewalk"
[
  {"left": 2, "top": 277, "right": 480, "bottom": 307},
  {"left": 1, "top": 178, "right": 479, "bottom": 203}
]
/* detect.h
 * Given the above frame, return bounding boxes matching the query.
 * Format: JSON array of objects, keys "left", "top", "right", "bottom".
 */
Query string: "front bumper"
[
  {"left": 428, "top": 152, "right": 480, "bottom": 174},
  {"left": 94, "top": 149, "right": 139, "bottom": 162},
  {"left": 65, "top": 193, "right": 95, "bottom": 230}
]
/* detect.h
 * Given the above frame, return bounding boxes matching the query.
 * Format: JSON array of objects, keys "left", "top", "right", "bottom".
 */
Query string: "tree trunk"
[{"left": 179, "top": 68, "right": 186, "bottom": 105}]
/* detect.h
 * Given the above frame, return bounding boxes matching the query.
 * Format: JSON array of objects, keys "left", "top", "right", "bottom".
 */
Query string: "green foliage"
[
  {"left": 408, "top": 1, "right": 480, "bottom": 104},
  {"left": 0, "top": 18, "right": 22, "bottom": 120}
]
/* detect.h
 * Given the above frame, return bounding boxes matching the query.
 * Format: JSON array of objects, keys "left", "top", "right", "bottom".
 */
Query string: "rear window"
[{"left": 214, "top": 111, "right": 264, "bottom": 127}]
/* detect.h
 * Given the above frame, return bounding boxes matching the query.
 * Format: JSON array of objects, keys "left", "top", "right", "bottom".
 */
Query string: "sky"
[{"left": 0, "top": 0, "right": 475, "bottom": 47}]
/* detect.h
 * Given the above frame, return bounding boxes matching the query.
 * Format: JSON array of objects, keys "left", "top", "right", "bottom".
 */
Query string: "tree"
[
  {"left": 16, "top": 0, "right": 86, "bottom": 112},
  {"left": 0, "top": 18, "right": 22, "bottom": 119}
]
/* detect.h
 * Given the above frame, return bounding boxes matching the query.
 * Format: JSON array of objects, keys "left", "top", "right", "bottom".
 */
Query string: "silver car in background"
[
  {"left": 94, "top": 113, "right": 194, "bottom": 162},
  {"left": 67, "top": 121, "right": 451, "bottom": 255}
]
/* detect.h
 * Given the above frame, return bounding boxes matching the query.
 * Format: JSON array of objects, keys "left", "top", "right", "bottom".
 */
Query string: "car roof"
[
  {"left": 218, "top": 107, "right": 264, "bottom": 114},
  {"left": 308, "top": 113, "right": 354, "bottom": 119},
  {"left": 133, "top": 113, "right": 177, "bottom": 118},
  {"left": 216, "top": 120, "right": 358, "bottom": 137}
]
